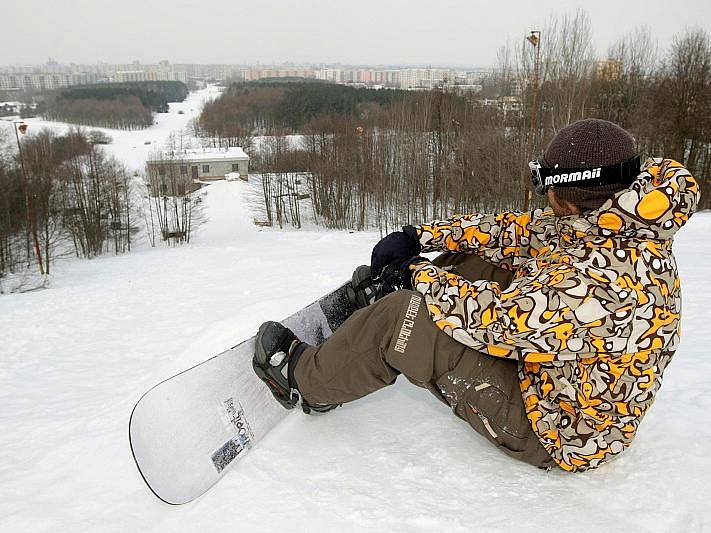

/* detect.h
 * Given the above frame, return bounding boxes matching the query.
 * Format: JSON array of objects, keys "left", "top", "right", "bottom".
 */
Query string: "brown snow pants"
[{"left": 294, "top": 253, "right": 554, "bottom": 469}]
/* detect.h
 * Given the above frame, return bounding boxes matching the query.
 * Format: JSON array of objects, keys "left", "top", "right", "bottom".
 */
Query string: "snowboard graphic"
[{"left": 129, "top": 282, "right": 356, "bottom": 504}]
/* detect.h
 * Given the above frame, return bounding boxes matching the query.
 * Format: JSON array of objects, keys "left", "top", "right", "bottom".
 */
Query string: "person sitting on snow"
[{"left": 252, "top": 118, "right": 700, "bottom": 472}]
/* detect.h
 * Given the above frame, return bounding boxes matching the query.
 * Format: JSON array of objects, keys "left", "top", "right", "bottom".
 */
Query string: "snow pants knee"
[{"left": 293, "top": 253, "right": 554, "bottom": 469}]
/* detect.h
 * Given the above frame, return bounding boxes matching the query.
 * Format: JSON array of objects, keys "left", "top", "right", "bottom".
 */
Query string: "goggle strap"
[{"left": 535, "top": 155, "right": 641, "bottom": 189}]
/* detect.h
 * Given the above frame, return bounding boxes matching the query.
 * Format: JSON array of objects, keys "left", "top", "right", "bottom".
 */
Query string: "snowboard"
[{"left": 129, "top": 282, "right": 356, "bottom": 505}]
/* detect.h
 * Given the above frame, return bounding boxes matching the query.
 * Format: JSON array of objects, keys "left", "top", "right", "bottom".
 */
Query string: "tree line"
[
  {"left": 59, "top": 81, "right": 189, "bottom": 111},
  {"left": 0, "top": 128, "right": 134, "bottom": 285},
  {"left": 44, "top": 95, "right": 153, "bottom": 130},
  {"left": 238, "top": 18, "right": 711, "bottom": 231},
  {"left": 43, "top": 81, "right": 189, "bottom": 130},
  {"left": 255, "top": 93, "right": 518, "bottom": 232},
  {"left": 0, "top": 126, "right": 207, "bottom": 287},
  {"left": 502, "top": 13, "right": 710, "bottom": 209},
  {"left": 197, "top": 80, "right": 410, "bottom": 145}
]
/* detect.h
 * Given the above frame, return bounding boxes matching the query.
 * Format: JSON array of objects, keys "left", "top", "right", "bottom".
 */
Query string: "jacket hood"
[{"left": 560, "top": 158, "right": 700, "bottom": 242}]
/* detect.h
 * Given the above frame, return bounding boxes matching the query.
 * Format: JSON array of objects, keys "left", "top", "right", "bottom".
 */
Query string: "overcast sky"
[{"left": 2, "top": 0, "right": 709, "bottom": 67}]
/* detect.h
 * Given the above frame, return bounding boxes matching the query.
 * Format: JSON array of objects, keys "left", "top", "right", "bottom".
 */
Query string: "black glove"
[
  {"left": 370, "top": 226, "right": 421, "bottom": 278},
  {"left": 380, "top": 256, "right": 429, "bottom": 291}
]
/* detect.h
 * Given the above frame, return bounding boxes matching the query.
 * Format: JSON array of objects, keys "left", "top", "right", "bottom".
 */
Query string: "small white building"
[
  {"left": 180, "top": 148, "right": 249, "bottom": 181},
  {"left": 147, "top": 147, "right": 250, "bottom": 183}
]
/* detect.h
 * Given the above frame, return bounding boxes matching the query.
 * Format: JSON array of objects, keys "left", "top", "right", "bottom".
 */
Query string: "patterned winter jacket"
[{"left": 409, "top": 158, "right": 700, "bottom": 472}]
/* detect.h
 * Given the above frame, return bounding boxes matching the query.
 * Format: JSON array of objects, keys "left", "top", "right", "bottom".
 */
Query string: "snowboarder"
[{"left": 253, "top": 118, "right": 700, "bottom": 472}]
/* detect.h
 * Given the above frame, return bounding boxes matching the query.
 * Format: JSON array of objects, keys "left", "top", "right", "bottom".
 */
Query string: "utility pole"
[{"left": 523, "top": 30, "right": 542, "bottom": 212}]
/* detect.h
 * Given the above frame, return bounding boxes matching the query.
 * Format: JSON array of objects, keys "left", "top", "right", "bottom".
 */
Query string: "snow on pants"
[{"left": 293, "top": 253, "right": 555, "bottom": 469}]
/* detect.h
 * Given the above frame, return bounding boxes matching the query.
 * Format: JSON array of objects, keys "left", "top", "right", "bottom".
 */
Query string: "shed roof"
[{"left": 179, "top": 148, "right": 249, "bottom": 162}]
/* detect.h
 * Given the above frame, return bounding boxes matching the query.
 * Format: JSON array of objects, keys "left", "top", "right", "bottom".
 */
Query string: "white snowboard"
[{"left": 129, "top": 283, "right": 354, "bottom": 505}]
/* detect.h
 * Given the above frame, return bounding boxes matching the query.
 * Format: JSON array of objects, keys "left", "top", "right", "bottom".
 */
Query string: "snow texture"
[{"left": 1, "top": 88, "right": 710, "bottom": 532}]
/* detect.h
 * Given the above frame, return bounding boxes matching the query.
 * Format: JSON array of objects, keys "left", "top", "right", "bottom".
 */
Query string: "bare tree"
[
  {"left": 592, "top": 28, "right": 659, "bottom": 128},
  {"left": 666, "top": 28, "right": 711, "bottom": 171},
  {"left": 145, "top": 153, "right": 202, "bottom": 245},
  {"left": 531, "top": 10, "right": 596, "bottom": 137}
]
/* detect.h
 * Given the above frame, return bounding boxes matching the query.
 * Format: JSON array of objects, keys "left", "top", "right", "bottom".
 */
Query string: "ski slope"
[
  {"left": 1, "top": 180, "right": 709, "bottom": 532},
  {"left": 1, "top": 100, "right": 710, "bottom": 531},
  {"left": 1, "top": 85, "right": 223, "bottom": 173}
]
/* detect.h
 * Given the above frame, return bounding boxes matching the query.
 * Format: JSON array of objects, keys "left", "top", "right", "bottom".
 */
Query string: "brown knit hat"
[{"left": 542, "top": 119, "right": 637, "bottom": 211}]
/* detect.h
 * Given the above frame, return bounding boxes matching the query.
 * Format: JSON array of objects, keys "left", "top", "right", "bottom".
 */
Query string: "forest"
[
  {"left": 0, "top": 119, "right": 208, "bottom": 285},
  {"left": 43, "top": 81, "right": 189, "bottom": 130},
  {"left": 198, "top": 17, "right": 711, "bottom": 231},
  {"left": 0, "top": 128, "right": 135, "bottom": 281},
  {"left": 197, "top": 80, "right": 409, "bottom": 144}
]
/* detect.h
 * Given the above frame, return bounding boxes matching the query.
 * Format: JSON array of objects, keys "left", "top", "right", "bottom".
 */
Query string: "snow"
[
  {"left": 178, "top": 147, "right": 249, "bottom": 162},
  {"left": 0, "top": 85, "right": 223, "bottom": 173},
  {"left": 1, "top": 90, "right": 710, "bottom": 531}
]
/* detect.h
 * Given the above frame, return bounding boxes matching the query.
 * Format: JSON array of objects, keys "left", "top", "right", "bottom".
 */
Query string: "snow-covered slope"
[
  {"left": 1, "top": 164, "right": 710, "bottom": 530},
  {"left": 1, "top": 85, "right": 222, "bottom": 173}
]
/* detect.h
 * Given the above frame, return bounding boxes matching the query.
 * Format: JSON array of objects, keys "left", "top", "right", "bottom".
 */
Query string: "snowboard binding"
[
  {"left": 347, "top": 264, "right": 399, "bottom": 310},
  {"left": 253, "top": 321, "right": 338, "bottom": 415}
]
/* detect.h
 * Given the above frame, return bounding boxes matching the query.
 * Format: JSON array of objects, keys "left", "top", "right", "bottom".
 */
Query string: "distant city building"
[
  {"left": 114, "top": 71, "right": 147, "bottom": 83},
  {"left": 0, "top": 72, "right": 100, "bottom": 90},
  {"left": 453, "top": 84, "right": 483, "bottom": 95},
  {"left": 112, "top": 68, "right": 187, "bottom": 83},
  {"left": 315, "top": 68, "right": 342, "bottom": 83},
  {"left": 0, "top": 61, "right": 497, "bottom": 94},
  {"left": 0, "top": 60, "right": 188, "bottom": 91},
  {"left": 596, "top": 59, "right": 622, "bottom": 81},
  {"left": 315, "top": 67, "right": 459, "bottom": 89},
  {"left": 243, "top": 67, "right": 315, "bottom": 81},
  {"left": 500, "top": 95, "right": 522, "bottom": 113},
  {"left": 480, "top": 95, "right": 522, "bottom": 115}
]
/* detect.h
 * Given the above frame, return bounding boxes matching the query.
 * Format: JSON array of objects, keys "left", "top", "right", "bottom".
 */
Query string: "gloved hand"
[
  {"left": 380, "top": 256, "right": 429, "bottom": 291},
  {"left": 370, "top": 226, "right": 421, "bottom": 277}
]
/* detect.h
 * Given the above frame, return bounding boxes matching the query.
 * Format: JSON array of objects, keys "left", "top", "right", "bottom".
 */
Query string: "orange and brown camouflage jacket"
[{"left": 409, "top": 158, "right": 700, "bottom": 472}]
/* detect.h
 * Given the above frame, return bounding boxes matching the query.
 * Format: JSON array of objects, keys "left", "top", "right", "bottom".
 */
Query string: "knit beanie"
[{"left": 542, "top": 119, "right": 638, "bottom": 211}]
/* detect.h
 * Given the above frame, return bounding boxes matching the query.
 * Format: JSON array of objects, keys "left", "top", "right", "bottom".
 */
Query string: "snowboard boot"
[
  {"left": 347, "top": 265, "right": 390, "bottom": 310},
  {"left": 253, "top": 321, "right": 339, "bottom": 415}
]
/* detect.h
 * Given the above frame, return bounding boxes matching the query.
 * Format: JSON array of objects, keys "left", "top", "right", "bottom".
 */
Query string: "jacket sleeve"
[
  {"left": 409, "top": 261, "right": 611, "bottom": 363},
  {"left": 413, "top": 210, "right": 548, "bottom": 270}
]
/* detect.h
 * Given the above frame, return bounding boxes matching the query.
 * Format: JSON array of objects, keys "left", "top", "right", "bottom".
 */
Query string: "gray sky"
[{"left": 2, "top": 0, "right": 709, "bottom": 67}]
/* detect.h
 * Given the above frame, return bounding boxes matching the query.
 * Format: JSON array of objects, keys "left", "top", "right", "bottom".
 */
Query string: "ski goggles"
[{"left": 529, "top": 155, "right": 641, "bottom": 196}]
